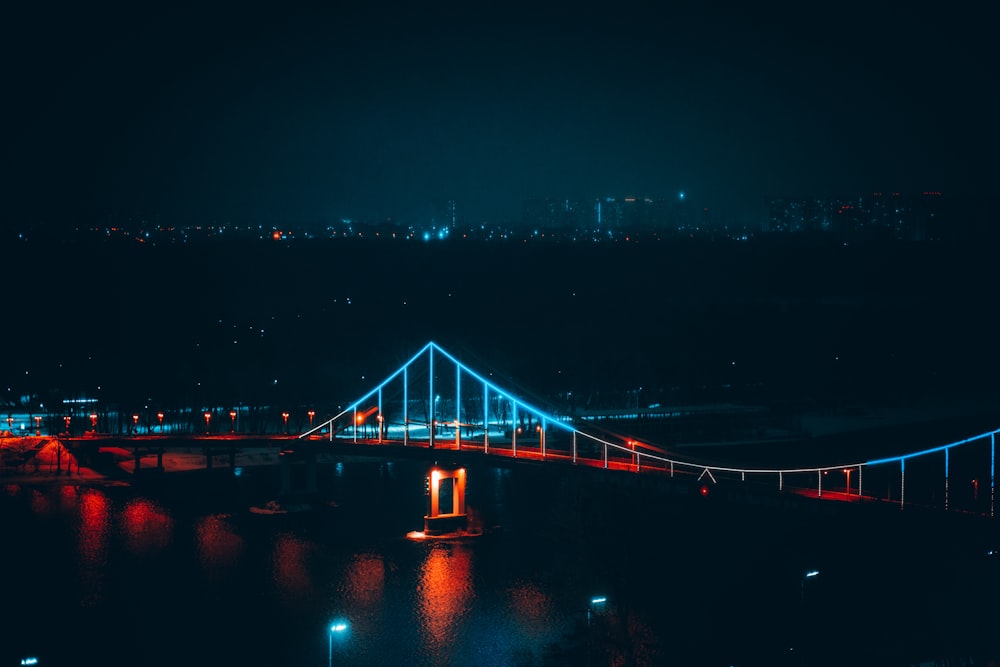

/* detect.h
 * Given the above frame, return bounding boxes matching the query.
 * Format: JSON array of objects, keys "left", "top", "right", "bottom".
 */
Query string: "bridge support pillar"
[{"left": 423, "top": 465, "right": 468, "bottom": 536}]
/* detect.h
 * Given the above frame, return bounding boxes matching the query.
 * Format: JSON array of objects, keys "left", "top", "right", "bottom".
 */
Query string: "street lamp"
[
  {"left": 132, "top": 414, "right": 139, "bottom": 435},
  {"left": 843, "top": 468, "right": 852, "bottom": 496},
  {"left": 90, "top": 413, "right": 98, "bottom": 432},
  {"left": 328, "top": 620, "right": 348, "bottom": 667},
  {"left": 308, "top": 410, "right": 315, "bottom": 428},
  {"left": 34, "top": 416, "right": 41, "bottom": 435},
  {"left": 204, "top": 411, "right": 212, "bottom": 434},
  {"left": 63, "top": 415, "right": 71, "bottom": 434},
  {"left": 157, "top": 412, "right": 164, "bottom": 433},
  {"left": 230, "top": 410, "right": 237, "bottom": 433},
  {"left": 282, "top": 411, "right": 289, "bottom": 435}
]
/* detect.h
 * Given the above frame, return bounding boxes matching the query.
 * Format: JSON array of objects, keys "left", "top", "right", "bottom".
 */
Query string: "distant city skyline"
[{"left": 13, "top": 187, "right": 973, "bottom": 245}]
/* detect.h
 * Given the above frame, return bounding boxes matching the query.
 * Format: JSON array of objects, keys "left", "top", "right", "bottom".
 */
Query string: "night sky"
[{"left": 6, "top": 0, "right": 996, "bottom": 229}]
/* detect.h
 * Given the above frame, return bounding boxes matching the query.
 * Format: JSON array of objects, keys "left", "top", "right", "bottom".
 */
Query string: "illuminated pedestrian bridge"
[{"left": 299, "top": 342, "right": 1000, "bottom": 517}]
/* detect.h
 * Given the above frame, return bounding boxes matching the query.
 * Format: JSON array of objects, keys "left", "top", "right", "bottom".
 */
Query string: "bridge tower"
[{"left": 424, "top": 465, "right": 467, "bottom": 535}]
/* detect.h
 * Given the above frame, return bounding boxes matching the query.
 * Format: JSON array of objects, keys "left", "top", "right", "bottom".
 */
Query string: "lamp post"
[
  {"left": 132, "top": 414, "right": 139, "bottom": 435},
  {"left": 282, "top": 411, "right": 289, "bottom": 435},
  {"left": 308, "top": 410, "right": 315, "bottom": 428},
  {"left": 204, "top": 411, "right": 211, "bottom": 435},
  {"left": 586, "top": 596, "right": 606, "bottom": 667},
  {"left": 843, "top": 468, "right": 851, "bottom": 496},
  {"left": 800, "top": 569, "right": 820, "bottom": 663},
  {"left": 587, "top": 595, "right": 606, "bottom": 628},
  {"left": 90, "top": 413, "right": 98, "bottom": 433},
  {"left": 801, "top": 569, "right": 819, "bottom": 602},
  {"left": 157, "top": 412, "right": 164, "bottom": 433},
  {"left": 63, "top": 415, "right": 71, "bottom": 434},
  {"left": 34, "top": 416, "right": 41, "bottom": 436},
  {"left": 328, "top": 620, "right": 348, "bottom": 667},
  {"left": 230, "top": 410, "right": 237, "bottom": 433}
]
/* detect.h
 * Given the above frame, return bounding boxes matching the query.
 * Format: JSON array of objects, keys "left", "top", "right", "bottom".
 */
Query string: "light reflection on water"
[
  {"left": 194, "top": 513, "right": 244, "bottom": 571},
  {"left": 271, "top": 531, "right": 317, "bottom": 605},
  {"left": 506, "top": 579, "right": 552, "bottom": 640},
  {"left": 77, "top": 488, "right": 111, "bottom": 606},
  {"left": 5, "top": 461, "right": 994, "bottom": 667},
  {"left": 120, "top": 497, "right": 174, "bottom": 555},
  {"left": 339, "top": 551, "right": 386, "bottom": 608},
  {"left": 417, "top": 542, "right": 474, "bottom": 660}
]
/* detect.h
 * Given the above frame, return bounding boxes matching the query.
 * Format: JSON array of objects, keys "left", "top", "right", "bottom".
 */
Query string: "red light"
[{"left": 700, "top": 485, "right": 710, "bottom": 497}]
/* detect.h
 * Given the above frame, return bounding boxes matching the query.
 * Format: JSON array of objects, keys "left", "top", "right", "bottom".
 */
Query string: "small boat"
[{"left": 249, "top": 499, "right": 337, "bottom": 515}]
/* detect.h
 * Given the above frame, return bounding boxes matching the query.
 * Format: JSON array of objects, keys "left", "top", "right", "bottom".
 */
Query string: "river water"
[{"left": 2, "top": 458, "right": 998, "bottom": 667}]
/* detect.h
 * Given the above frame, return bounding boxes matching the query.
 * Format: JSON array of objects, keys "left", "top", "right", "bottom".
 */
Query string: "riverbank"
[{"left": 0, "top": 436, "right": 292, "bottom": 487}]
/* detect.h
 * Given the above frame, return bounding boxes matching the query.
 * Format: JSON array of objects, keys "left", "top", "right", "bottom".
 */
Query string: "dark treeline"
[{"left": 7, "top": 235, "right": 1000, "bottom": 423}]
